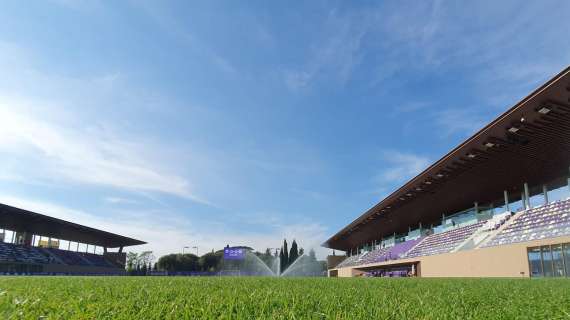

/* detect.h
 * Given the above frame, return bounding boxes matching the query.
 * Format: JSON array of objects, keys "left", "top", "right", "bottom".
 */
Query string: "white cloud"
[
  {"left": 284, "top": 9, "right": 371, "bottom": 91},
  {"left": 377, "top": 151, "right": 431, "bottom": 185},
  {"left": 104, "top": 197, "right": 138, "bottom": 205},
  {"left": 0, "top": 99, "right": 207, "bottom": 204},
  {"left": 434, "top": 108, "right": 489, "bottom": 138}
]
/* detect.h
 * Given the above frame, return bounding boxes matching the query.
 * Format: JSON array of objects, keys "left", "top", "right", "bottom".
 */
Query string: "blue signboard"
[{"left": 224, "top": 247, "right": 246, "bottom": 260}]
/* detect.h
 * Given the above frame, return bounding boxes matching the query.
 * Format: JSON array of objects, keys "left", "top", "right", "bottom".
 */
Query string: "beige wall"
[{"left": 330, "top": 235, "right": 570, "bottom": 278}]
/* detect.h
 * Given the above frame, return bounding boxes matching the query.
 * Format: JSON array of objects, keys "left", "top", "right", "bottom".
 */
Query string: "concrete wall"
[
  {"left": 326, "top": 255, "right": 346, "bottom": 269},
  {"left": 329, "top": 235, "right": 570, "bottom": 278}
]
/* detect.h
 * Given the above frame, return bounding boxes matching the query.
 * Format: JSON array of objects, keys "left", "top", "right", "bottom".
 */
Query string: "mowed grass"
[{"left": 1, "top": 277, "right": 570, "bottom": 319}]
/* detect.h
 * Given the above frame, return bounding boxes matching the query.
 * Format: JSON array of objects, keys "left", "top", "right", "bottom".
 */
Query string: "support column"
[
  {"left": 567, "top": 165, "right": 570, "bottom": 197},
  {"left": 76, "top": 242, "right": 80, "bottom": 252},
  {"left": 504, "top": 190, "right": 510, "bottom": 212},
  {"left": 543, "top": 185, "right": 549, "bottom": 204},
  {"left": 524, "top": 183, "right": 530, "bottom": 209},
  {"left": 67, "top": 241, "right": 71, "bottom": 251},
  {"left": 474, "top": 202, "right": 479, "bottom": 214}
]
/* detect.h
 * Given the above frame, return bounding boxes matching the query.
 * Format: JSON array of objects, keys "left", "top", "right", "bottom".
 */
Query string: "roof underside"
[
  {"left": 324, "top": 66, "right": 570, "bottom": 251},
  {"left": 0, "top": 203, "right": 146, "bottom": 248}
]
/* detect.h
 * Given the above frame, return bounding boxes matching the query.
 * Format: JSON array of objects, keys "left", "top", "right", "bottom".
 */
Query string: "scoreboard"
[{"left": 223, "top": 247, "right": 246, "bottom": 260}]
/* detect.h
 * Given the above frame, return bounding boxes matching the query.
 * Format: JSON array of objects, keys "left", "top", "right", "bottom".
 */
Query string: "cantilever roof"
[
  {"left": 0, "top": 203, "right": 146, "bottom": 248},
  {"left": 324, "top": 66, "right": 570, "bottom": 251}
]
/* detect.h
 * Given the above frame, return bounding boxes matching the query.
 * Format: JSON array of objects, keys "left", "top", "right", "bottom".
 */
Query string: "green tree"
[
  {"left": 279, "top": 246, "right": 285, "bottom": 273},
  {"left": 200, "top": 251, "right": 221, "bottom": 272},
  {"left": 309, "top": 248, "right": 317, "bottom": 262},
  {"left": 289, "top": 240, "right": 299, "bottom": 265},
  {"left": 126, "top": 252, "right": 139, "bottom": 275},
  {"left": 157, "top": 253, "right": 200, "bottom": 272},
  {"left": 282, "top": 239, "right": 289, "bottom": 270},
  {"left": 299, "top": 247, "right": 304, "bottom": 256},
  {"left": 176, "top": 253, "right": 200, "bottom": 271}
]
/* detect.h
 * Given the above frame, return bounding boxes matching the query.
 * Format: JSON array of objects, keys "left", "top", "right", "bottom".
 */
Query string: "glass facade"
[
  {"left": 551, "top": 245, "right": 565, "bottom": 277},
  {"left": 528, "top": 243, "right": 570, "bottom": 278},
  {"left": 528, "top": 247, "right": 542, "bottom": 277},
  {"left": 564, "top": 244, "right": 570, "bottom": 277}
]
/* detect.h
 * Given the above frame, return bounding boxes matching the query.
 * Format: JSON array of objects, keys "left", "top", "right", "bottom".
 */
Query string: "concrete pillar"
[
  {"left": 543, "top": 185, "right": 549, "bottom": 204},
  {"left": 474, "top": 202, "right": 479, "bottom": 214},
  {"left": 68, "top": 241, "right": 71, "bottom": 251},
  {"left": 504, "top": 190, "right": 510, "bottom": 212},
  {"left": 76, "top": 242, "right": 80, "bottom": 252},
  {"left": 524, "top": 183, "right": 530, "bottom": 209},
  {"left": 567, "top": 166, "right": 570, "bottom": 197},
  {"left": 86, "top": 244, "right": 89, "bottom": 253}
]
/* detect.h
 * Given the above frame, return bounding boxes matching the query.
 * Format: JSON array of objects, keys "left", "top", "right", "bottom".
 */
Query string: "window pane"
[
  {"left": 551, "top": 245, "right": 565, "bottom": 277},
  {"left": 564, "top": 243, "right": 570, "bottom": 277},
  {"left": 528, "top": 247, "right": 543, "bottom": 277},
  {"left": 548, "top": 185, "right": 569, "bottom": 203},
  {"left": 541, "top": 246, "right": 554, "bottom": 277}
]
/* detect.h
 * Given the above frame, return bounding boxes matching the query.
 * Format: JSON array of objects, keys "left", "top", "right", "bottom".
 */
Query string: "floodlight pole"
[
  {"left": 182, "top": 246, "right": 189, "bottom": 254},
  {"left": 192, "top": 246, "right": 198, "bottom": 256}
]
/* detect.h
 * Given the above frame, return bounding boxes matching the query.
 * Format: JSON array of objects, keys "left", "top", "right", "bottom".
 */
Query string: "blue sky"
[{"left": 0, "top": 1, "right": 569, "bottom": 258}]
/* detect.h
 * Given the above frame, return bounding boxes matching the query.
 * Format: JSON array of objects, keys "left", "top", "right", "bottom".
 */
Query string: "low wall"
[
  {"left": 43, "top": 263, "right": 125, "bottom": 275},
  {"left": 330, "top": 235, "right": 570, "bottom": 278}
]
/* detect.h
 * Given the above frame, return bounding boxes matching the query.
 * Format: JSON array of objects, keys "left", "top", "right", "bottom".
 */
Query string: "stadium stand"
[
  {"left": 405, "top": 222, "right": 485, "bottom": 258},
  {"left": 335, "top": 252, "right": 365, "bottom": 268},
  {"left": 484, "top": 199, "right": 570, "bottom": 247},
  {"left": 363, "top": 237, "right": 424, "bottom": 264},
  {"left": 324, "top": 66, "right": 570, "bottom": 278},
  {"left": 0, "top": 242, "right": 49, "bottom": 264},
  {"left": 0, "top": 203, "right": 145, "bottom": 275}
]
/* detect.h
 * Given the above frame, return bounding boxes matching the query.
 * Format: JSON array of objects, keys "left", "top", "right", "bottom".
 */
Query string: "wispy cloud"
[
  {"left": 284, "top": 9, "right": 372, "bottom": 91},
  {"left": 378, "top": 151, "right": 431, "bottom": 185},
  {"left": 133, "top": 1, "right": 236, "bottom": 75},
  {"left": 0, "top": 101, "right": 207, "bottom": 204},
  {"left": 370, "top": 151, "right": 430, "bottom": 199},
  {"left": 433, "top": 108, "right": 489, "bottom": 138},
  {"left": 104, "top": 197, "right": 139, "bottom": 205}
]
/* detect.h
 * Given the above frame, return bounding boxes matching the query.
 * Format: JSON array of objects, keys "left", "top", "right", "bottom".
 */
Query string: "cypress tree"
[
  {"left": 282, "top": 239, "right": 289, "bottom": 270},
  {"left": 289, "top": 240, "right": 299, "bottom": 265},
  {"left": 279, "top": 246, "right": 285, "bottom": 273}
]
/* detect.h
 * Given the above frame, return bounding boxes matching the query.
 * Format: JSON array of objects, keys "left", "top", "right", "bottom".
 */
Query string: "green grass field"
[{"left": 1, "top": 277, "right": 569, "bottom": 319}]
